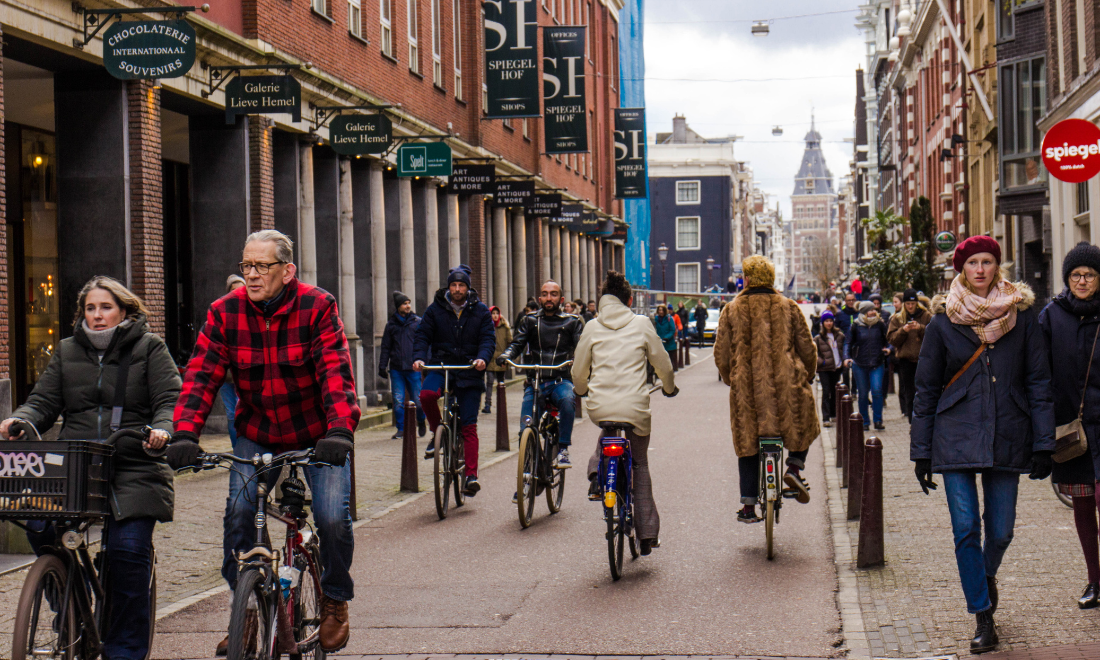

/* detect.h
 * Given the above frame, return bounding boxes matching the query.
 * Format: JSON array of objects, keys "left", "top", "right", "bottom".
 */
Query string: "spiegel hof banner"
[
  {"left": 542, "top": 26, "right": 587, "bottom": 153},
  {"left": 614, "top": 108, "right": 648, "bottom": 199},
  {"left": 483, "top": 0, "right": 540, "bottom": 118}
]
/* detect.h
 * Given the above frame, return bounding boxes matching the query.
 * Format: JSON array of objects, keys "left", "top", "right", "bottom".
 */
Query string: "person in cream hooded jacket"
[{"left": 572, "top": 271, "right": 677, "bottom": 554}]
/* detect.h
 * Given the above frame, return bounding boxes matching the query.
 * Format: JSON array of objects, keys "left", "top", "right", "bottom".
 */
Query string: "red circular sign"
[{"left": 1042, "top": 118, "right": 1100, "bottom": 183}]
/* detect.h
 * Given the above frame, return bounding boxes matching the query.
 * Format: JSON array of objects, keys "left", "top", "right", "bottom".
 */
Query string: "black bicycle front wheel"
[
  {"left": 606, "top": 486, "right": 625, "bottom": 580},
  {"left": 11, "top": 554, "right": 76, "bottom": 660},
  {"left": 228, "top": 569, "right": 275, "bottom": 660},
  {"left": 452, "top": 420, "right": 467, "bottom": 507},
  {"left": 517, "top": 427, "right": 538, "bottom": 528},
  {"left": 290, "top": 541, "right": 326, "bottom": 660},
  {"left": 545, "top": 440, "right": 565, "bottom": 514},
  {"left": 146, "top": 552, "right": 157, "bottom": 660},
  {"left": 434, "top": 425, "right": 452, "bottom": 519}
]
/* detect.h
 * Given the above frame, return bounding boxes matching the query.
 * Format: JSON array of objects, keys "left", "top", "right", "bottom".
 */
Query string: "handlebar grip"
[{"left": 8, "top": 419, "right": 38, "bottom": 441}]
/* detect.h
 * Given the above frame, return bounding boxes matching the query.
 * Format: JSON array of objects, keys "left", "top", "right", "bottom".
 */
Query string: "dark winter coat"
[
  {"left": 653, "top": 315, "right": 677, "bottom": 352},
  {"left": 13, "top": 315, "right": 181, "bottom": 522},
  {"left": 1039, "top": 290, "right": 1100, "bottom": 485},
  {"left": 676, "top": 306, "right": 690, "bottom": 329},
  {"left": 835, "top": 306, "right": 856, "bottom": 334},
  {"left": 500, "top": 309, "right": 584, "bottom": 381},
  {"left": 693, "top": 305, "right": 708, "bottom": 329},
  {"left": 844, "top": 318, "right": 889, "bottom": 369},
  {"left": 814, "top": 329, "right": 846, "bottom": 372},
  {"left": 910, "top": 285, "right": 1056, "bottom": 473},
  {"left": 379, "top": 312, "right": 421, "bottom": 374},
  {"left": 413, "top": 288, "right": 496, "bottom": 390}
]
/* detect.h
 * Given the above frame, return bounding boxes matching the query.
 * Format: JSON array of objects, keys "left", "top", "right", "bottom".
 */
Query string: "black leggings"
[{"left": 739, "top": 450, "right": 809, "bottom": 505}]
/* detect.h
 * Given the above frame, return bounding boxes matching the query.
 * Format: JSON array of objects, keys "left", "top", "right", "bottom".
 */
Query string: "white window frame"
[
  {"left": 522, "top": 117, "right": 529, "bottom": 138},
  {"left": 348, "top": 0, "right": 362, "bottom": 37},
  {"left": 676, "top": 180, "right": 701, "bottom": 205},
  {"left": 453, "top": 0, "right": 463, "bottom": 98},
  {"left": 380, "top": 0, "right": 393, "bottom": 57},
  {"left": 431, "top": 0, "right": 442, "bottom": 84},
  {"left": 408, "top": 0, "right": 419, "bottom": 73},
  {"left": 312, "top": 0, "right": 328, "bottom": 16},
  {"left": 676, "top": 263, "right": 701, "bottom": 293},
  {"left": 676, "top": 216, "right": 701, "bottom": 251}
]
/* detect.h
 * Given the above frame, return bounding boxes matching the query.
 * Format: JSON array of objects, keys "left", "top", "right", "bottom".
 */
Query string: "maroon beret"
[{"left": 952, "top": 235, "right": 1001, "bottom": 273}]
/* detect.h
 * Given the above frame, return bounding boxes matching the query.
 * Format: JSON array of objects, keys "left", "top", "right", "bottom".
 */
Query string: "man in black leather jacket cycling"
[{"left": 498, "top": 280, "right": 584, "bottom": 471}]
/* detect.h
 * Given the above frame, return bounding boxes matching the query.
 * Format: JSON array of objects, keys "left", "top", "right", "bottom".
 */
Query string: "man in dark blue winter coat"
[
  {"left": 379, "top": 291, "right": 427, "bottom": 440},
  {"left": 413, "top": 265, "right": 496, "bottom": 495}
]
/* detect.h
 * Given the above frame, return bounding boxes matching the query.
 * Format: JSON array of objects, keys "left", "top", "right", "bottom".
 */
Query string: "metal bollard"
[
  {"left": 575, "top": 393, "right": 583, "bottom": 419},
  {"left": 835, "top": 381, "right": 846, "bottom": 426},
  {"left": 837, "top": 394, "right": 851, "bottom": 473},
  {"left": 847, "top": 412, "right": 865, "bottom": 521},
  {"left": 496, "top": 382, "right": 510, "bottom": 451},
  {"left": 400, "top": 401, "right": 418, "bottom": 492},
  {"left": 683, "top": 338, "right": 691, "bottom": 365},
  {"left": 858, "top": 436, "right": 885, "bottom": 567}
]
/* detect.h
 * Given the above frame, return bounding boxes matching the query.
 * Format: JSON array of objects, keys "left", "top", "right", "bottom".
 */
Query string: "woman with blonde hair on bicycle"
[{"left": 0, "top": 275, "right": 181, "bottom": 660}]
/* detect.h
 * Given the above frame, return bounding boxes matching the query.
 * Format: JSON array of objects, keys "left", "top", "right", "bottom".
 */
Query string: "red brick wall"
[
  {"left": 127, "top": 80, "right": 165, "bottom": 336},
  {"left": 249, "top": 116, "right": 275, "bottom": 231},
  {"left": 468, "top": 195, "right": 486, "bottom": 293},
  {"left": 0, "top": 26, "right": 8, "bottom": 380}
]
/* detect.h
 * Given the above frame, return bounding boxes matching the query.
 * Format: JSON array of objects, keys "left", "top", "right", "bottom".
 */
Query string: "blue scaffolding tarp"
[{"left": 619, "top": 0, "right": 650, "bottom": 288}]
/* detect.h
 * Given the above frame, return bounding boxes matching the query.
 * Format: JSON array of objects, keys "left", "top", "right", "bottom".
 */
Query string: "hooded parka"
[
  {"left": 910, "top": 285, "right": 1056, "bottom": 472},
  {"left": 12, "top": 315, "right": 181, "bottom": 522}
]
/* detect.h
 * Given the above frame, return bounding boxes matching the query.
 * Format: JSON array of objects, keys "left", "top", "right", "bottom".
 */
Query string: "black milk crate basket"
[{"left": 0, "top": 441, "right": 114, "bottom": 520}]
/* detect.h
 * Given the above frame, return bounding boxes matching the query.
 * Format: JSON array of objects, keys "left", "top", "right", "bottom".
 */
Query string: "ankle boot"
[
  {"left": 987, "top": 575, "right": 998, "bottom": 614},
  {"left": 1078, "top": 582, "right": 1100, "bottom": 609},
  {"left": 970, "top": 608, "right": 998, "bottom": 654}
]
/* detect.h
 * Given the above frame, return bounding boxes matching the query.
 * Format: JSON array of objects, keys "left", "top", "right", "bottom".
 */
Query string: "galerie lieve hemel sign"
[
  {"left": 102, "top": 20, "right": 197, "bottom": 80},
  {"left": 225, "top": 75, "right": 302, "bottom": 124}
]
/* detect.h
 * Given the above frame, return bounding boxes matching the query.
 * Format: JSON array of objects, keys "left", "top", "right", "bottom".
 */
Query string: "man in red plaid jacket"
[{"left": 168, "top": 230, "right": 360, "bottom": 654}]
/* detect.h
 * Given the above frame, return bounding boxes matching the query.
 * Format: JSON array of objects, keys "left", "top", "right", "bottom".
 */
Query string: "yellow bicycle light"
[{"left": 604, "top": 491, "right": 617, "bottom": 508}]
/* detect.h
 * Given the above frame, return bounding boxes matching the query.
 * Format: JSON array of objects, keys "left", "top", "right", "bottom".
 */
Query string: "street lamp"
[
  {"left": 657, "top": 243, "right": 669, "bottom": 291},
  {"left": 706, "top": 255, "right": 715, "bottom": 290}
]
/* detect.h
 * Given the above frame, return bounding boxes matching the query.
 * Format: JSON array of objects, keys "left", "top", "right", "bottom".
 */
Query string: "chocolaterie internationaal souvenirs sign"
[
  {"left": 225, "top": 75, "right": 302, "bottom": 124},
  {"left": 103, "top": 20, "right": 196, "bottom": 80}
]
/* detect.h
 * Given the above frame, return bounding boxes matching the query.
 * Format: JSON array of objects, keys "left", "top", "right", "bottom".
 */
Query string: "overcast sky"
[{"left": 643, "top": 1, "right": 863, "bottom": 219}]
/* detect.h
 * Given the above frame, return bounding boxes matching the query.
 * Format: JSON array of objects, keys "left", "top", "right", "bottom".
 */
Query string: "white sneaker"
[{"left": 554, "top": 448, "right": 572, "bottom": 469}]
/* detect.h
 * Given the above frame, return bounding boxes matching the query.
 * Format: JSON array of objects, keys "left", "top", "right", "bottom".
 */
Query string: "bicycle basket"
[{"left": 0, "top": 441, "right": 114, "bottom": 520}]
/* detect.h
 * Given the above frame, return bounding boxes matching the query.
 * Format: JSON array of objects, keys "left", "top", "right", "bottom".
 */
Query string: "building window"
[
  {"left": 312, "top": 0, "right": 328, "bottom": 16},
  {"left": 380, "top": 0, "right": 393, "bottom": 56},
  {"left": 1000, "top": 56, "right": 1047, "bottom": 189},
  {"left": 522, "top": 117, "right": 529, "bottom": 138},
  {"left": 431, "top": 0, "right": 442, "bottom": 84},
  {"left": 611, "top": 35, "right": 618, "bottom": 90},
  {"left": 1078, "top": 182, "right": 1091, "bottom": 216},
  {"left": 453, "top": 0, "right": 463, "bottom": 98},
  {"left": 408, "top": 0, "right": 419, "bottom": 73},
  {"left": 676, "top": 216, "right": 701, "bottom": 250},
  {"left": 348, "top": 0, "right": 362, "bottom": 37},
  {"left": 997, "top": 0, "right": 1029, "bottom": 41},
  {"left": 676, "top": 180, "right": 700, "bottom": 204},
  {"left": 677, "top": 263, "right": 701, "bottom": 293},
  {"left": 482, "top": 82, "right": 488, "bottom": 112}
]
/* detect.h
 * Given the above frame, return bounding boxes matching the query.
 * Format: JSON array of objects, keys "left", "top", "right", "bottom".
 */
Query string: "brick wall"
[
  {"left": 1049, "top": 0, "right": 1061, "bottom": 97},
  {"left": 467, "top": 196, "right": 486, "bottom": 293},
  {"left": 0, "top": 26, "right": 8, "bottom": 380},
  {"left": 1064, "top": 0, "right": 1079, "bottom": 81},
  {"left": 127, "top": 80, "right": 165, "bottom": 336},
  {"left": 249, "top": 116, "right": 275, "bottom": 231}
]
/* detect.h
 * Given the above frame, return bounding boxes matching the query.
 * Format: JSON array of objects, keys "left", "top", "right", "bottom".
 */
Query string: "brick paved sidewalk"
[{"left": 827, "top": 391, "right": 1100, "bottom": 658}]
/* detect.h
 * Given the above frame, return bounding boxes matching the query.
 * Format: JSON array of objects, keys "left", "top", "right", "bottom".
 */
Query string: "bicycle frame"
[
  {"left": 505, "top": 359, "right": 572, "bottom": 484},
  {"left": 758, "top": 437, "right": 784, "bottom": 510},
  {"left": 599, "top": 433, "right": 633, "bottom": 513}
]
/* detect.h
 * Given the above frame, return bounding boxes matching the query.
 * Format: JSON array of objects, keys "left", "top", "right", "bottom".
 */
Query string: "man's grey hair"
[{"left": 245, "top": 229, "right": 294, "bottom": 264}]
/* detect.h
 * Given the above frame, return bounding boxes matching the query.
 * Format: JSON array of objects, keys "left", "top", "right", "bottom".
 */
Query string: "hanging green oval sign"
[
  {"left": 103, "top": 20, "right": 196, "bottom": 80},
  {"left": 935, "top": 231, "right": 957, "bottom": 252},
  {"left": 330, "top": 115, "right": 393, "bottom": 155}
]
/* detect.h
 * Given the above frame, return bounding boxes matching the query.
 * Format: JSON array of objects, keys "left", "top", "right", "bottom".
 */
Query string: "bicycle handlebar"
[
  {"left": 106, "top": 427, "right": 167, "bottom": 458},
  {"left": 503, "top": 359, "right": 574, "bottom": 371},
  {"left": 420, "top": 363, "right": 478, "bottom": 371},
  {"left": 185, "top": 448, "right": 328, "bottom": 473}
]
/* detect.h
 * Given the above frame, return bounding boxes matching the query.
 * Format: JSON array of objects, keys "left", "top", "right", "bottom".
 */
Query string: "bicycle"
[
  {"left": 504, "top": 358, "right": 573, "bottom": 529},
  {"left": 421, "top": 364, "right": 476, "bottom": 520},
  {"left": 594, "top": 420, "right": 640, "bottom": 580},
  {"left": 3, "top": 426, "right": 161, "bottom": 660},
  {"left": 757, "top": 436, "right": 785, "bottom": 560},
  {"left": 179, "top": 448, "right": 329, "bottom": 660}
]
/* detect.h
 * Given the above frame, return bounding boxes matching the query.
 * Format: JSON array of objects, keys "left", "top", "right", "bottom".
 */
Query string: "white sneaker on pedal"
[{"left": 553, "top": 448, "right": 572, "bottom": 469}]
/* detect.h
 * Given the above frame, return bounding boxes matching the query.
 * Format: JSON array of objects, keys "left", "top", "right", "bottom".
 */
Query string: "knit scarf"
[
  {"left": 82, "top": 320, "right": 119, "bottom": 351},
  {"left": 856, "top": 313, "right": 882, "bottom": 327},
  {"left": 945, "top": 274, "right": 1023, "bottom": 343}
]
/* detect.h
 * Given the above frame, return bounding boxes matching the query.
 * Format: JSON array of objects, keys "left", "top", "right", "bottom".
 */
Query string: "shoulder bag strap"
[
  {"left": 1077, "top": 321, "right": 1100, "bottom": 419},
  {"left": 945, "top": 341, "right": 987, "bottom": 392},
  {"left": 109, "top": 343, "right": 135, "bottom": 432}
]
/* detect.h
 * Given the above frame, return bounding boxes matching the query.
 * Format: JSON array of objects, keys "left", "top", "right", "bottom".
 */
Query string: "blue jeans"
[
  {"left": 943, "top": 471, "right": 1020, "bottom": 613},
  {"left": 520, "top": 379, "right": 576, "bottom": 447},
  {"left": 220, "top": 383, "right": 239, "bottom": 448},
  {"left": 390, "top": 369, "right": 425, "bottom": 432},
  {"left": 27, "top": 517, "right": 156, "bottom": 660},
  {"left": 223, "top": 436, "right": 355, "bottom": 601},
  {"left": 851, "top": 363, "right": 885, "bottom": 425}
]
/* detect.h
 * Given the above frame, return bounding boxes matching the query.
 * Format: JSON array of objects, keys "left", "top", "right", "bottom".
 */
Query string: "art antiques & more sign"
[
  {"left": 483, "top": 0, "right": 539, "bottom": 118},
  {"left": 553, "top": 203, "right": 584, "bottom": 228},
  {"left": 542, "top": 26, "right": 588, "bottom": 153},
  {"left": 103, "top": 20, "right": 196, "bottom": 80},
  {"left": 529, "top": 194, "right": 563, "bottom": 217},
  {"left": 397, "top": 142, "right": 453, "bottom": 177},
  {"left": 493, "top": 180, "right": 535, "bottom": 207},
  {"left": 448, "top": 164, "right": 496, "bottom": 194},
  {"left": 614, "top": 108, "right": 648, "bottom": 198},
  {"left": 225, "top": 75, "right": 302, "bottom": 123},
  {"left": 1041, "top": 118, "right": 1100, "bottom": 183},
  {"left": 329, "top": 115, "right": 392, "bottom": 155}
]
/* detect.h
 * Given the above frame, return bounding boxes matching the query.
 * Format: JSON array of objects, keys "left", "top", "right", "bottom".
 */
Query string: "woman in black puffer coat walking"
[
  {"left": 844, "top": 301, "right": 890, "bottom": 431},
  {"left": 1040, "top": 241, "right": 1100, "bottom": 610}
]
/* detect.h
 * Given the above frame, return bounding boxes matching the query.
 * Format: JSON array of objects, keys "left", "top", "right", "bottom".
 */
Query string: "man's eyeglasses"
[
  {"left": 1070, "top": 272, "right": 1098, "bottom": 283},
  {"left": 239, "top": 261, "right": 285, "bottom": 275}
]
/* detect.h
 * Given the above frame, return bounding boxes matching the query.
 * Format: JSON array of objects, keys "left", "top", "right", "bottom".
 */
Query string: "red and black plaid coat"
[{"left": 174, "top": 278, "right": 361, "bottom": 451}]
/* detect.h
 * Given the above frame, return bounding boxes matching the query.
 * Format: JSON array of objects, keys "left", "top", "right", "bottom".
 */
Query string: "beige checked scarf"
[{"left": 945, "top": 274, "right": 1023, "bottom": 343}]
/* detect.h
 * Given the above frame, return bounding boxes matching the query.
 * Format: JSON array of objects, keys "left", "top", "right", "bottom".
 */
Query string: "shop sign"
[
  {"left": 448, "top": 164, "right": 495, "bottom": 194},
  {"left": 934, "top": 231, "right": 957, "bottom": 252},
  {"left": 611, "top": 223, "right": 628, "bottom": 241},
  {"left": 553, "top": 203, "right": 584, "bottom": 228},
  {"left": 1042, "top": 118, "right": 1100, "bottom": 183},
  {"left": 397, "top": 142, "right": 453, "bottom": 177},
  {"left": 614, "top": 108, "right": 648, "bottom": 198},
  {"left": 529, "top": 194, "right": 562, "bottom": 217},
  {"left": 225, "top": 75, "right": 301, "bottom": 124},
  {"left": 574, "top": 209, "right": 601, "bottom": 233},
  {"left": 329, "top": 114, "right": 392, "bottom": 155},
  {"left": 493, "top": 180, "right": 535, "bottom": 207},
  {"left": 483, "top": 0, "right": 540, "bottom": 118},
  {"left": 103, "top": 20, "right": 196, "bottom": 80},
  {"left": 542, "top": 26, "right": 588, "bottom": 154},
  {"left": 586, "top": 217, "right": 615, "bottom": 237}
]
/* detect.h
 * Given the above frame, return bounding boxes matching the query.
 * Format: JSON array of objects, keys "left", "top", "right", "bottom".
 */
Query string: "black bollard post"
[
  {"left": 858, "top": 436, "right": 885, "bottom": 567},
  {"left": 496, "top": 382, "right": 510, "bottom": 451},
  {"left": 683, "top": 338, "right": 692, "bottom": 365},
  {"left": 837, "top": 394, "right": 850, "bottom": 473},
  {"left": 847, "top": 413, "right": 865, "bottom": 520},
  {"left": 400, "top": 401, "right": 418, "bottom": 492}
]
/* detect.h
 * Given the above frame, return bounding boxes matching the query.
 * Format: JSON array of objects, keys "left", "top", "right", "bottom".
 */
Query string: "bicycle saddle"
[{"left": 599, "top": 421, "right": 634, "bottom": 431}]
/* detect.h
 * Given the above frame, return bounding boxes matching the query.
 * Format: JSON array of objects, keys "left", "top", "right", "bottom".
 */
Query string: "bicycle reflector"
[
  {"left": 602, "top": 442, "right": 626, "bottom": 457},
  {"left": 604, "top": 491, "right": 617, "bottom": 508}
]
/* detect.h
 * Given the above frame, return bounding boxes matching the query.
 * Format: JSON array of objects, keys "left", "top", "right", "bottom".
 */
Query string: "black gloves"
[
  {"left": 1029, "top": 450, "right": 1054, "bottom": 481},
  {"left": 663, "top": 386, "right": 679, "bottom": 397},
  {"left": 315, "top": 430, "right": 354, "bottom": 467},
  {"left": 166, "top": 432, "right": 203, "bottom": 470},
  {"left": 378, "top": 368, "right": 389, "bottom": 381},
  {"left": 7, "top": 419, "right": 36, "bottom": 440},
  {"left": 914, "top": 459, "right": 937, "bottom": 495},
  {"left": 496, "top": 356, "right": 506, "bottom": 366}
]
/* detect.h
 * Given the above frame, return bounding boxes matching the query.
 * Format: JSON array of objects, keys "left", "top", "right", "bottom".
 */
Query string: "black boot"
[
  {"left": 987, "top": 575, "right": 998, "bottom": 614},
  {"left": 1079, "top": 582, "right": 1100, "bottom": 609},
  {"left": 970, "top": 608, "right": 998, "bottom": 654}
]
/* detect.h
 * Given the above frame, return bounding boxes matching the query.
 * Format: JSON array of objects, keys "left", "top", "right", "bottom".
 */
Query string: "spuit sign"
[{"left": 1041, "top": 118, "right": 1100, "bottom": 183}]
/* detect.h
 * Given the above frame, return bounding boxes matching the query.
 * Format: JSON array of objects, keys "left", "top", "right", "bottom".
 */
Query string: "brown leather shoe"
[{"left": 319, "top": 597, "right": 350, "bottom": 652}]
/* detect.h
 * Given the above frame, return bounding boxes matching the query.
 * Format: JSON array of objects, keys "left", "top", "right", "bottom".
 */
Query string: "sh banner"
[
  {"left": 543, "top": 26, "right": 587, "bottom": 153},
  {"left": 614, "top": 108, "right": 647, "bottom": 198},
  {"left": 483, "top": 0, "right": 539, "bottom": 118}
]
